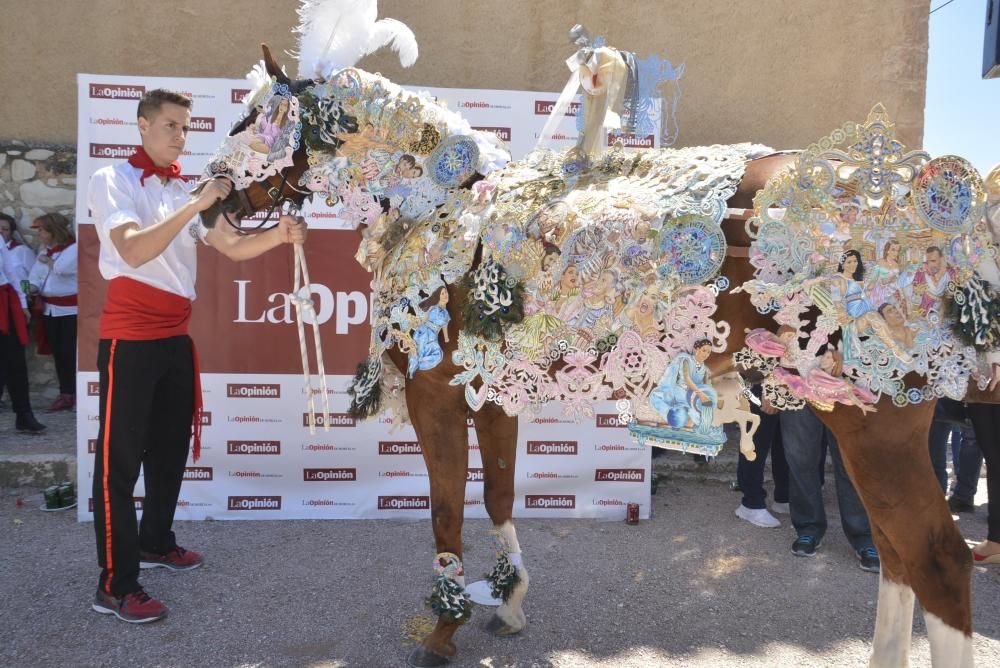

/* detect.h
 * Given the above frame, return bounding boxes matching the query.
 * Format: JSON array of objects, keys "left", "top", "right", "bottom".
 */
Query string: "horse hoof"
[
  {"left": 407, "top": 645, "right": 451, "bottom": 667},
  {"left": 484, "top": 611, "right": 526, "bottom": 636}
]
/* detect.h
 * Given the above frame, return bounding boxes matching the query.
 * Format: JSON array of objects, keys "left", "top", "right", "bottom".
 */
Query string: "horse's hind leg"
[
  {"left": 869, "top": 523, "right": 916, "bottom": 668},
  {"left": 473, "top": 401, "right": 529, "bottom": 636},
  {"left": 406, "top": 381, "right": 471, "bottom": 667},
  {"left": 895, "top": 510, "right": 973, "bottom": 668},
  {"left": 826, "top": 405, "right": 974, "bottom": 668}
]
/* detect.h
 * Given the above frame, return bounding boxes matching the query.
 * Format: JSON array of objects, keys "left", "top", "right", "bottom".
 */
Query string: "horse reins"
[{"left": 220, "top": 168, "right": 300, "bottom": 234}]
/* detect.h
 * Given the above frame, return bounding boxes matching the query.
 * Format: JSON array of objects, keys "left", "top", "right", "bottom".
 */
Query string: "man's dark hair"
[
  {"left": 0, "top": 212, "right": 15, "bottom": 228},
  {"left": 926, "top": 245, "right": 943, "bottom": 258},
  {"left": 137, "top": 89, "right": 193, "bottom": 121}
]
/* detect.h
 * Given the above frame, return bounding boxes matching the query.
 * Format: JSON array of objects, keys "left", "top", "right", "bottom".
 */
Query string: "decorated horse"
[{"left": 199, "top": 4, "right": 999, "bottom": 666}]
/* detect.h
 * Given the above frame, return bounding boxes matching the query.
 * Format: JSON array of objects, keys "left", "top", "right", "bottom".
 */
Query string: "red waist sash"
[
  {"left": 42, "top": 294, "right": 79, "bottom": 307},
  {"left": 0, "top": 284, "right": 28, "bottom": 345},
  {"left": 99, "top": 277, "right": 203, "bottom": 461}
]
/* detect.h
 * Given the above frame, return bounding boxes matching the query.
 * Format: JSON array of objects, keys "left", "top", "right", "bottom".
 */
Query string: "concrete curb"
[
  {"left": 0, "top": 453, "right": 75, "bottom": 488},
  {"left": 0, "top": 450, "right": 749, "bottom": 490}
]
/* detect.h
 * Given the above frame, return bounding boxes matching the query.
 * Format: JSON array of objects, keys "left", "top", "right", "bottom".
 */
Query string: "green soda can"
[
  {"left": 20, "top": 279, "right": 30, "bottom": 295},
  {"left": 44, "top": 485, "right": 61, "bottom": 509},
  {"left": 57, "top": 481, "right": 76, "bottom": 507}
]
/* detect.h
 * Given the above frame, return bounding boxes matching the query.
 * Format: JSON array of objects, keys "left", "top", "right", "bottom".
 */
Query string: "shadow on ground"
[{"left": 1, "top": 475, "right": 998, "bottom": 667}]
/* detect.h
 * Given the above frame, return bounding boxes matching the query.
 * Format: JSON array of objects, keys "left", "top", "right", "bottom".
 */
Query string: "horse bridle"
[{"left": 220, "top": 168, "right": 309, "bottom": 235}]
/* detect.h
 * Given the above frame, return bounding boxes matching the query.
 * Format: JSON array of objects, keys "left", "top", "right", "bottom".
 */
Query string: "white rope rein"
[{"left": 290, "top": 242, "right": 330, "bottom": 433}]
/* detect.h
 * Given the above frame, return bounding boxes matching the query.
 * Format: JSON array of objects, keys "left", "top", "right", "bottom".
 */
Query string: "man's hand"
[
  {"left": 278, "top": 215, "right": 308, "bottom": 245},
  {"left": 990, "top": 363, "right": 1000, "bottom": 393},
  {"left": 191, "top": 178, "right": 232, "bottom": 212},
  {"left": 761, "top": 396, "right": 778, "bottom": 415},
  {"left": 37, "top": 254, "right": 53, "bottom": 266}
]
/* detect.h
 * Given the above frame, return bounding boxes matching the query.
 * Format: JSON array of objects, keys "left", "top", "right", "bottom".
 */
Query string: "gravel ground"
[
  {"left": 1, "top": 474, "right": 998, "bottom": 668},
  {"left": 0, "top": 390, "right": 76, "bottom": 457}
]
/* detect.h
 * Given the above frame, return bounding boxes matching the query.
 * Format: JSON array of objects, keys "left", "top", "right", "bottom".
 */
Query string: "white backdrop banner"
[{"left": 75, "top": 73, "right": 654, "bottom": 522}]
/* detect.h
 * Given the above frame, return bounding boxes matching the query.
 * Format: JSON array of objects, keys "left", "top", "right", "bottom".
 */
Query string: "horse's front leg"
[
  {"left": 473, "top": 402, "right": 529, "bottom": 636},
  {"left": 406, "top": 378, "right": 471, "bottom": 667},
  {"left": 822, "top": 403, "right": 974, "bottom": 668},
  {"left": 869, "top": 524, "right": 916, "bottom": 668}
]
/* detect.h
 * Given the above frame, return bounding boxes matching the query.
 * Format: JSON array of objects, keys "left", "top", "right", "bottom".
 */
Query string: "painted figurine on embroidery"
[
  {"left": 648, "top": 339, "right": 717, "bottom": 431},
  {"left": 407, "top": 286, "right": 452, "bottom": 377},
  {"left": 772, "top": 347, "right": 878, "bottom": 413},
  {"left": 867, "top": 238, "right": 912, "bottom": 313},
  {"left": 910, "top": 245, "right": 956, "bottom": 316},
  {"left": 249, "top": 96, "right": 293, "bottom": 158}
]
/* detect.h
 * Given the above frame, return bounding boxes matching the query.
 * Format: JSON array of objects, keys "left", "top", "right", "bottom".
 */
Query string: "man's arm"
[
  {"left": 205, "top": 214, "right": 307, "bottom": 261},
  {"left": 109, "top": 178, "right": 231, "bottom": 268}
]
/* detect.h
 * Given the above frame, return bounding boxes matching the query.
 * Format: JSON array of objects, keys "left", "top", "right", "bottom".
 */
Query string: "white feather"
[
  {"left": 241, "top": 61, "right": 273, "bottom": 107},
  {"left": 365, "top": 18, "right": 418, "bottom": 68},
  {"left": 294, "top": 0, "right": 418, "bottom": 80}
]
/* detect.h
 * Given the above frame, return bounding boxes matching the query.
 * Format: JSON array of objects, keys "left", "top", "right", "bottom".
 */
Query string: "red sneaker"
[
  {"left": 92, "top": 588, "right": 168, "bottom": 624},
  {"left": 46, "top": 394, "right": 73, "bottom": 412},
  {"left": 139, "top": 546, "right": 204, "bottom": 571}
]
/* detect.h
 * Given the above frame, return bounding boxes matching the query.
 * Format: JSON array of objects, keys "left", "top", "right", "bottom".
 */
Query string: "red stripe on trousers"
[{"left": 102, "top": 339, "right": 117, "bottom": 594}]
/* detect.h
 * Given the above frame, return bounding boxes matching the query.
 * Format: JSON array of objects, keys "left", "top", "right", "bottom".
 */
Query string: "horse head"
[
  {"left": 200, "top": 43, "right": 509, "bottom": 257},
  {"left": 199, "top": 45, "right": 314, "bottom": 231}
]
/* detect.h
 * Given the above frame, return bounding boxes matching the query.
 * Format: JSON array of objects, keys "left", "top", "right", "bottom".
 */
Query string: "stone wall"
[
  {"left": 0, "top": 141, "right": 77, "bottom": 248},
  {"left": 0, "top": 141, "right": 77, "bottom": 398}
]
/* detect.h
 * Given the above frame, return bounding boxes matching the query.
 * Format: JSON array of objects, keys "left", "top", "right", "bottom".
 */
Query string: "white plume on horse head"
[{"left": 294, "top": 0, "right": 419, "bottom": 81}]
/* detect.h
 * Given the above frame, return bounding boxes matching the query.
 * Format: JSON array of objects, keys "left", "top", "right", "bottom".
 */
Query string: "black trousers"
[
  {"left": 737, "top": 399, "right": 790, "bottom": 509},
  {"left": 44, "top": 314, "right": 77, "bottom": 396},
  {"left": 967, "top": 403, "right": 1000, "bottom": 543},
  {"left": 0, "top": 298, "right": 31, "bottom": 416},
  {"left": 92, "top": 336, "right": 194, "bottom": 596}
]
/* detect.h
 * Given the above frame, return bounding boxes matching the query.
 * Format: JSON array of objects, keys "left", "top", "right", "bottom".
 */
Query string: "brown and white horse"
[{"left": 209, "top": 46, "right": 985, "bottom": 667}]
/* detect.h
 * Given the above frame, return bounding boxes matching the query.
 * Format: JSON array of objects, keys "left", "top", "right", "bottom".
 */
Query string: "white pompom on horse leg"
[
  {"left": 485, "top": 520, "right": 529, "bottom": 636},
  {"left": 471, "top": 401, "right": 528, "bottom": 636}
]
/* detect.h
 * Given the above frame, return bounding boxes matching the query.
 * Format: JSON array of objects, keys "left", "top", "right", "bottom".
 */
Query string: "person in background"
[
  {"left": 928, "top": 397, "right": 983, "bottom": 512},
  {"left": 964, "top": 166, "right": 1000, "bottom": 564},
  {"left": 0, "top": 213, "right": 36, "bottom": 286},
  {"left": 781, "top": 404, "right": 879, "bottom": 572},
  {"left": 734, "top": 391, "right": 790, "bottom": 527},
  {"left": 0, "top": 212, "right": 36, "bottom": 409},
  {"left": 28, "top": 213, "right": 78, "bottom": 411},
  {"left": 0, "top": 240, "right": 45, "bottom": 433}
]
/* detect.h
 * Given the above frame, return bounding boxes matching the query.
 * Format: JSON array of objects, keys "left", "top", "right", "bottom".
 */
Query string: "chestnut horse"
[{"left": 207, "top": 47, "right": 981, "bottom": 667}]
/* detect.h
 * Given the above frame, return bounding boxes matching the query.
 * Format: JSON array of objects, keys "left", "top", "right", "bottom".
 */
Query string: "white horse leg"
[
  {"left": 487, "top": 520, "right": 529, "bottom": 634},
  {"left": 869, "top": 574, "right": 915, "bottom": 668},
  {"left": 924, "top": 612, "right": 974, "bottom": 668}
]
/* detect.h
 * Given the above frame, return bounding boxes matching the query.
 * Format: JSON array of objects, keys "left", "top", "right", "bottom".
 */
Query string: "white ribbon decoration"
[
  {"left": 535, "top": 46, "right": 628, "bottom": 157},
  {"left": 291, "top": 242, "right": 331, "bottom": 433}
]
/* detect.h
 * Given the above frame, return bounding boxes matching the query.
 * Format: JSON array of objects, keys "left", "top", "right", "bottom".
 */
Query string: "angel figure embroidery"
[{"left": 772, "top": 347, "right": 878, "bottom": 414}]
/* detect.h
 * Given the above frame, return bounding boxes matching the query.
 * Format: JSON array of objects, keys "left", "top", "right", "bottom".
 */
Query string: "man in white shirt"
[
  {"left": 87, "top": 88, "right": 306, "bottom": 624},
  {"left": 0, "top": 213, "right": 36, "bottom": 286},
  {"left": 0, "top": 213, "right": 39, "bottom": 413},
  {"left": 0, "top": 240, "right": 46, "bottom": 432}
]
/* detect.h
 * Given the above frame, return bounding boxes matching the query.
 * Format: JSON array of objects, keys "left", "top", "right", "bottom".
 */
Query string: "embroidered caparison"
[{"left": 737, "top": 105, "right": 999, "bottom": 411}]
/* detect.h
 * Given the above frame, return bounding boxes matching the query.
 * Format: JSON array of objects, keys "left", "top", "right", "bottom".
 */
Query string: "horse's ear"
[{"left": 261, "top": 43, "right": 290, "bottom": 85}]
